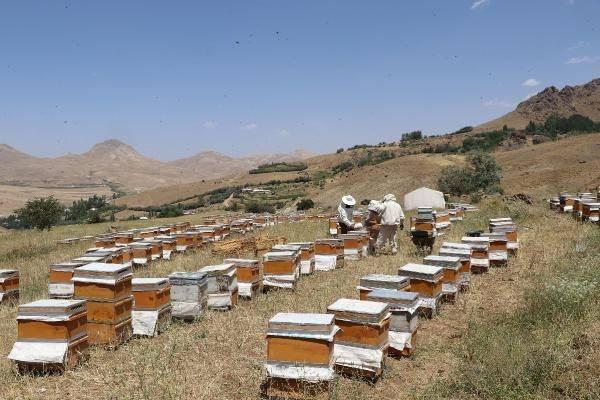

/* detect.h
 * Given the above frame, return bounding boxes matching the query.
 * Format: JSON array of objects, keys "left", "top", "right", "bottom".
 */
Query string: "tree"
[
  {"left": 15, "top": 196, "right": 63, "bottom": 230},
  {"left": 525, "top": 120, "right": 537, "bottom": 133},
  {"left": 296, "top": 198, "right": 314, "bottom": 211},
  {"left": 437, "top": 152, "right": 502, "bottom": 196}
]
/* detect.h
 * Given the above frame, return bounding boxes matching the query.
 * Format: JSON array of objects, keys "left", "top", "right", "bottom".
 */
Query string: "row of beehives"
[
  {"left": 550, "top": 191, "right": 600, "bottom": 223},
  {"left": 263, "top": 216, "right": 519, "bottom": 398},
  {"left": 409, "top": 204, "right": 478, "bottom": 239},
  {"left": 1, "top": 212, "right": 346, "bottom": 373}
]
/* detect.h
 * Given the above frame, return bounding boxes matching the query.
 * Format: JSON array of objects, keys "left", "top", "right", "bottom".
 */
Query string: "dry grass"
[{"left": 0, "top": 199, "right": 597, "bottom": 399}]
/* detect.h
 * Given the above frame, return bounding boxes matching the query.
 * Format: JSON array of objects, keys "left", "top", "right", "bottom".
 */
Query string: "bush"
[
  {"left": 401, "top": 130, "right": 422, "bottom": 141},
  {"left": 453, "top": 126, "right": 473, "bottom": 135},
  {"left": 296, "top": 198, "right": 314, "bottom": 211},
  {"left": 461, "top": 130, "right": 508, "bottom": 152},
  {"left": 332, "top": 161, "right": 354, "bottom": 174},
  {"left": 15, "top": 196, "right": 64, "bottom": 230},
  {"left": 336, "top": 148, "right": 344, "bottom": 153},
  {"left": 244, "top": 201, "right": 275, "bottom": 214},
  {"left": 158, "top": 205, "right": 184, "bottom": 218},
  {"left": 438, "top": 152, "right": 502, "bottom": 196},
  {"left": 249, "top": 162, "right": 308, "bottom": 174}
]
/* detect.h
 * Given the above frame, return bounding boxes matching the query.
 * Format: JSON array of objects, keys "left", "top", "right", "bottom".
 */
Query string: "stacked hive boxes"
[
  {"left": 264, "top": 313, "right": 337, "bottom": 398},
  {"left": 433, "top": 210, "right": 451, "bottom": 230},
  {"left": 155, "top": 236, "right": 177, "bottom": 260},
  {"left": 262, "top": 250, "right": 300, "bottom": 290},
  {"left": 95, "top": 236, "right": 116, "bottom": 249},
  {"left": 398, "top": 263, "right": 443, "bottom": 317},
  {"left": 168, "top": 272, "right": 208, "bottom": 320},
  {"left": 349, "top": 230, "right": 370, "bottom": 257},
  {"left": 8, "top": 299, "right": 89, "bottom": 372},
  {"left": 199, "top": 264, "right": 238, "bottom": 310},
  {"left": 482, "top": 233, "right": 508, "bottom": 266},
  {"left": 582, "top": 201, "right": 600, "bottom": 223},
  {"left": 339, "top": 233, "right": 363, "bottom": 261},
  {"left": 366, "top": 289, "right": 419, "bottom": 357},
  {"left": 328, "top": 218, "right": 339, "bottom": 236},
  {"left": 224, "top": 258, "right": 262, "bottom": 299},
  {"left": 129, "top": 242, "right": 153, "bottom": 267},
  {"left": 461, "top": 236, "right": 490, "bottom": 273},
  {"left": 73, "top": 263, "right": 133, "bottom": 346},
  {"left": 327, "top": 298, "right": 390, "bottom": 380},
  {"left": 573, "top": 193, "right": 596, "bottom": 221},
  {"left": 288, "top": 242, "right": 315, "bottom": 275},
  {"left": 314, "top": 238, "right": 344, "bottom": 271},
  {"left": 141, "top": 240, "right": 164, "bottom": 261},
  {"left": 357, "top": 274, "right": 410, "bottom": 300},
  {"left": 410, "top": 207, "right": 437, "bottom": 239},
  {"left": 114, "top": 232, "right": 134, "bottom": 246},
  {"left": 0, "top": 269, "right": 19, "bottom": 304},
  {"left": 174, "top": 233, "right": 195, "bottom": 252},
  {"left": 48, "top": 261, "right": 87, "bottom": 299},
  {"left": 489, "top": 218, "right": 519, "bottom": 255},
  {"left": 423, "top": 255, "right": 461, "bottom": 302},
  {"left": 559, "top": 193, "right": 575, "bottom": 212},
  {"left": 131, "top": 278, "right": 172, "bottom": 336},
  {"left": 439, "top": 242, "right": 472, "bottom": 291}
]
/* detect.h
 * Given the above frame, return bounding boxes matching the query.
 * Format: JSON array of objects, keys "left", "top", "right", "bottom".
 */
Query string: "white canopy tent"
[{"left": 403, "top": 187, "right": 445, "bottom": 211}]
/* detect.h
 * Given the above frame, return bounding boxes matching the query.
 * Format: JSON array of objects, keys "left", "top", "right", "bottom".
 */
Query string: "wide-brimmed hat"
[
  {"left": 383, "top": 193, "right": 396, "bottom": 202},
  {"left": 341, "top": 195, "right": 356, "bottom": 206}
]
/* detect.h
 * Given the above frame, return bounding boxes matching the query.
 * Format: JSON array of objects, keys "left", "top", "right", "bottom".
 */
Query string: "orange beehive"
[
  {"left": 223, "top": 258, "right": 262, "bottom": 299},
  {"left": 94, "top": 236, "right": 116, "bottom": 248},
  {"left": 132, "top": 278, "right": 171, "bottom": 310},
  {"left": 1, "top": 269, "right": 20, "bottom": 303},
  {"left": 9, "top": 299, "right": 89, "bottom": 372}
]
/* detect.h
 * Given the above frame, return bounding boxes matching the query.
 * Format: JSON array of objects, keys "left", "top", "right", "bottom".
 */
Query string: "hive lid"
[
  {"left": 263, "top": 251, "right": 298, "bottom": 261},
  {"left": 287, "top": 242, "right": 314, "bottom": 249},
  {"left": 366, "top": 289, "right": 419, "bottom": 308},
  {"left": 132, "top": 277, "right": 170, "bottom": 291},
  {"left": 129, "top": 242, "right": 153, "bottom": 248},
  {"left": 327, "top": 298, "right": 389, "bottom": 324},
  {"left": 439, "top": 248, "right": 471, "bottom": 258},
  {"left": 398, "top": 263, "right": 443, "bottom": 282},
  {"left": 423, "top": 255, "right": 461, "bottom": 270},
  {"left": 359, "top": 274, "right": 410, "bottom": 290},
  {"left": 18, "top": 299, "right": 86, "bottom": 317},
  {"left": 72, "top": 256, "right": 107, "bottom": 263},
  {"left": 0, "top": 269, "right": 19, "bottom": 277},
  {"left": 269, "top": 312, "right": 334, "bottom": 332},
  {"left": 223, "top": 258, "right": 259, "bottom": 266},
  {"left": 199, "top": 263, "right": 236, "bottom": 276},
  {"left": 271, "top": 244, "right": 302, "bottom": 252},
  {"left": 49, "top": 261, "right": 88, "bottom": 271},
  {"left": 315, "top": 238, "right": 343, "bottom": 245},
  {"left": 73, "top": 262, "right": 132, "bottom": 281},
  {"left": 168, "top": 271, "right": 207, "bottom": 285}
]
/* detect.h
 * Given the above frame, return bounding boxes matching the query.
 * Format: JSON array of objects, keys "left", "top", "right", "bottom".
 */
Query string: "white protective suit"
[
  {"left": 337, "top": 203, "right": 355, "bottom": 233},
  {"left": 375, "top": 194, "right": 405, "bottom": 254}
]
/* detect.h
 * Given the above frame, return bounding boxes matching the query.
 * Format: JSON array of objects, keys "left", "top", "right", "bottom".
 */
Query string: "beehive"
[
  {"left": 339, "top": 233, "right": 363, "bottom": 261},
  {"left": 327, "top": 298, "right": 389, "bottom": 379},
  {"left": 288, "top": 242, "right": 315, "bottom": 275},
  {"left": 423, "top": 255, "right": 461, "bottom": 302},
  {"left": 461, "top": 236, "right": 490, "bottom": 273},
  {"left": 49, "top": 261, "right": 87, "bottom": 299},
  {"left": 223, "top": 258, "right": 262, "bottom": 299},
  {"left": 264, "top": 312, "right": 337, "bottom": 399},
  {"left": 262, "top": 251, "right": 300, "bottom": 290},
  {"left": 357, "top": 274, "right": 410, "bottom": 300},
  {"left": 366, "top": 289, "right": 419, "bottom": 357},
  {"left": 131, "top": 278, "right": 172, "bottom": 336},
  {"left": 398, "top": 263, "right": 444, "bottom": 317},
  {"left": 199, "top": 263, "right": 238, "bottom": 310},
  {"left": 168, "top": 271, "right": 208, "bottom": 320},
  {"left": 0, "top": 269, "right": 20, "bottom": 304},
  {"left": 8, "top": 299, "right": 89, "bottom": 372},
  {"left": 314, "top": 238, "right": 344, "bottom": 271}
]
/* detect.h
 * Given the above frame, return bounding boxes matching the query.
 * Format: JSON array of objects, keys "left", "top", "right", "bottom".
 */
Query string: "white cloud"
[
  {"left": 482, "top": 99, "right": 513, "bottom": 108},
  {"left": 471, "top": 0, "right": 489, "bottom": 10},
  {"left": 202, "top": 121, "right": 218, "bottom": 129},
  {"left": 241, "top": 123, "right": 258, "bottom": 131},
  {"left": 567, "top": 41, "right": 586, "bottom": 51},
  {"left": 278, "top": 129, "right": 290, "bottom": 137},
  {"left": 566, "top": 56, "right": 599, "bottom": 64},
  {"left": 522, "top": 78, "right": 540, "bottom": 87}
]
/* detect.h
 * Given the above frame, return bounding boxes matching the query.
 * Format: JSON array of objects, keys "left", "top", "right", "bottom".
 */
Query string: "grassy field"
[{"left": 0, "top": 199, "right": 598, "bottom": 399}]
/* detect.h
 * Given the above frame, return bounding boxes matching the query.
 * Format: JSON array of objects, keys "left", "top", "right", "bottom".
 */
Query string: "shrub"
[
  {"left": 453, "top": 126, "right": 473, "bottom": 135},
  {"left": 296, "top": 198, "right": 314, "bottom": 211},
  {"left": 249, "top": 162, "right": 308, "bottom": 174},
  {"left": 244, "top": 201, "right": 275, "bottom": 214},
  {"left": 401, "top": 130, "right": 422, "bottom": 141},
  {"left": 438, "top": 152, "right": 502, "bottom": 196},
  {"left": 336, "top": 148, "right": 344, "bottom": 153},
  {"left": 461, "top": 130, "right": 508, "bottom": 152},
  {"left": 15, "top": 196, "right": 64, "bottom": 230},
  {"left": 332, "top": 161, "right": 354, "bottom": 174},
  {"left": 158, "top": 205, "right": 184, "bottom": 218}
]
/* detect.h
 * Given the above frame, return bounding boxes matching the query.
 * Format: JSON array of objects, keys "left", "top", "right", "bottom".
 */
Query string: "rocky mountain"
[
  {"left": 476, "top": 78, "right": 600, "bottom": 132},
  {"left": 0, "top": 139, "right": 316, "bottom": 192}
]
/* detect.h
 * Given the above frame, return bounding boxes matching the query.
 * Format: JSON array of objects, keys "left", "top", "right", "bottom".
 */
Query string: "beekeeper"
[
  {"left": 375, "top": 193, "right": 405, "bottom": 255},
  {"left": 337, "top": 195, "right": 361, "bottom": 234},
  {"left": 365, "top": 200, "right": 383, "bottom": 254}
]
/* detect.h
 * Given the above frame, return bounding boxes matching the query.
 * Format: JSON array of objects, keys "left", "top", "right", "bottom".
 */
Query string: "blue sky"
[{"left": 0, "top": 0, "right": 598, "bottom": 160}]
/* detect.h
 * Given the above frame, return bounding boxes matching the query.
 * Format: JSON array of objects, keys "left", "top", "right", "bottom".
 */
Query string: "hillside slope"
[{"left": 475, "top": 78, "right": 600, "bottom": 132}]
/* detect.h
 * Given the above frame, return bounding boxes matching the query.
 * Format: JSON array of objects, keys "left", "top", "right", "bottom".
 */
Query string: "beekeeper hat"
[
  {"left": 367, "top": 200, "right": 381, "bottom": 212},
  {"left": 341, "top": 195, "right": 356, "bottom": 207},
  {"left": 383, "top": 193, "right": 396, "bottom": 202}
]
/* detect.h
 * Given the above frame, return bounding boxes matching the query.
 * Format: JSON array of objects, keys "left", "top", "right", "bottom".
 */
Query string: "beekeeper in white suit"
[
  {"left": 337, "top": 195, "right": 362, "bottom": 234},
  {"left": 375, "top": 193, "right": 404, "bottom": 255}
]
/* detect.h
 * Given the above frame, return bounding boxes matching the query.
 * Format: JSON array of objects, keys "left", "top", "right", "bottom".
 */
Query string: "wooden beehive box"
[
  {"left": 357, "top": 274, "right": 410, "bottom": 300},
  {"left": 132, "top": 278, "right": 171, "bottom": 310},
  {"left": 73, "top": 263, "right": 133, "bottom": 301},
  {"left": 398, "top": 263, "right": 443, "bottom": 298},
  {"left": 327, "top": 298, "right": 390, "bottom": 348}
]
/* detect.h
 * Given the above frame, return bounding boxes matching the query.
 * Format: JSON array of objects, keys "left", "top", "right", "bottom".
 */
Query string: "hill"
[
  {"left": 0, "top": 140, "right": 313, "bottom": 214},
  {"left": 475, "top": 78, "right": 600, "bottom": 132}
]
